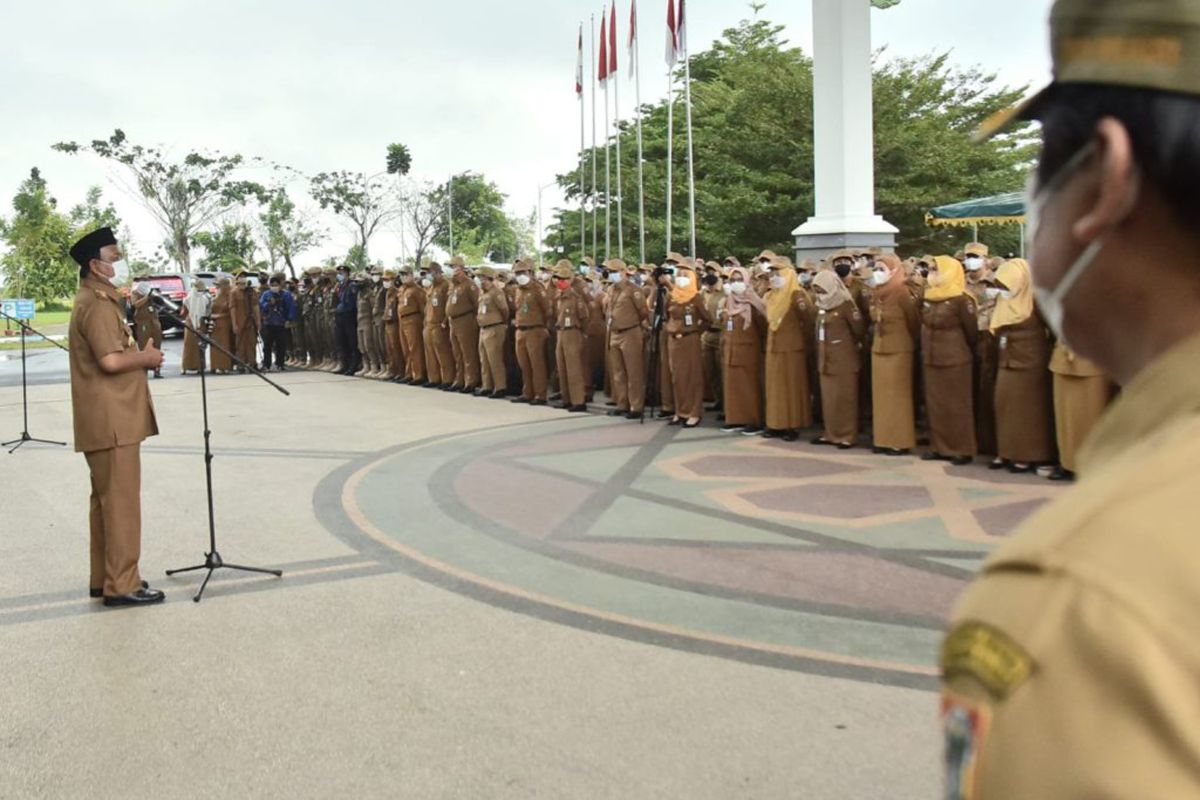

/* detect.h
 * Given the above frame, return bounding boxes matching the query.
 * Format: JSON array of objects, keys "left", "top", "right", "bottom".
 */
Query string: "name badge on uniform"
[
  {"left": 726, "top": 319, "right": 734, "bottom": 332},
  {"left": 481, "top": 304, "right": 488, "bottom": 316},
  {"left": 818, "top": 325, "right": 826, "bottom": 343},
  {"left": 999, "top": 335, "right": 1008, "bottom": 349},
  {"left": 684, "top": 313, "right": 693, "bottom": 327},
  {"left": 565, "top": 314, "right": 572, "bottom": 328},
  {"left": 432, "top": 297, "right": 439, "bottom": 307},
  {"left": 521, "top": 303, "right": 529, "bottom": 315},
  {"left": 451, "top": 292, "right": 458, "bottom": 304}
]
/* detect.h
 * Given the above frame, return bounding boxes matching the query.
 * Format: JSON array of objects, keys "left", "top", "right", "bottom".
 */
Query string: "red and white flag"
[
  {"left": 599, "top": 11, "right": 610, "bottom": 87},
  {"left": 576, "top": 25, "right": 584, "bottom": 97},
  {"left": 609, "top": 1, "right": 618, "bottom": 78},
  {"left": 665, "top": 0, "right": 678, "bottom": 66},
  {"left": 628, "top": 0, "right": 638, "bottom": 77},
  {"left": 676, "top": 0, "right": 687, "bottom": 56}
]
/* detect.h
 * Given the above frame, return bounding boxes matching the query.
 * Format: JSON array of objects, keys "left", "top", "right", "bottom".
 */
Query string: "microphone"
[{"left": 148, "top": 289, "right": 181, "bottom": 314}]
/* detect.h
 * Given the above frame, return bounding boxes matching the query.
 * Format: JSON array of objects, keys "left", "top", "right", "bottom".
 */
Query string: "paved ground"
[{"left": 0, "top": 356, "right": 1066, "bottom": 798}]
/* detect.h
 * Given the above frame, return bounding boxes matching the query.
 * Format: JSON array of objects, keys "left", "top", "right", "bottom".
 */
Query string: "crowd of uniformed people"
[{"left": 169, "top": 243, "right": 1111, "bottom": 482}]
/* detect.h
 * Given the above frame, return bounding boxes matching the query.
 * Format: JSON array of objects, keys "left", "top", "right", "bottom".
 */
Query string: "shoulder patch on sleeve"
[
  {"left": 941, "top": 690, "right": 991, "bottom": 800},
  {"left": 941, "top": 621, "right": 1033, "bottom": 698}
]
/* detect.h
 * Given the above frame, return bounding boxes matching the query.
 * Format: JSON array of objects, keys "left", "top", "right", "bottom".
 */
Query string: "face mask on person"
[
  {"left": 516, "top": 274, "right": 531, "bottom": 286},
  {"left": 834, "top": 263, "right": 851, "bottom": 279},
  {"left": 963, "top": 256, "right": 984, "bottom": 272},
  {"left": 769, "top": 275, "right": 785, "bottom": 289},
  {"left": 1025, "top": 143, "right": 1113, "bottom": 347},
  {"left": 336, "top": 274, "right": 346, "bottom": 284},
  {"left": 675, "top": 276, "right": 692, "bottom": 289},
  {"left": 473, "top": 277, "right": 483, "bottom": 289},
  {"left": 383, "top": 280, "right": 394, "bottom": 289},
  {"left": 579, "top": 265, "right": 591, "bottom": 275},
  {"left": 721, "top": 283, "right": 732, "bottom": 295},
  {"left": 555, "top": 278, "right": 571, "bottom": 291},
  {"left": 421, "top": 278, "right": 433, "bottom": 288},
  {"left": 872, "top": 268, "right": 891, "bottom": 288},
  {"left": 798, "top": 272, "right": 813, "bottom": 287},
  {"left": 372, "top": 275, "right": 382, "bottom": 284},
  {"left": 536, "top": 271, "right": 550, "bottom": 282},
  {"left": 928, "top": 270, "right": 942, "bottom": 286},
  {"left": 101, "top": 258, "right": 130, "bottom": 286},
  {"left": 703, "top": 274, "right": 719, "bottom": 287},
  {"left": 269, "top": 284, "right": 281, "bottom": 293},
  {"left": 997, "top": 289, "right": 1013, "bottom": 300},
  {"left": 758, "top": 261, "right": 772, "bottom": 274},
  {"left": 729, "top": 281, "right": 747, "bottom": 295},
  {"left": 983, "top": 287, "right": 1001, "bottom": 301},
  {"left": 611, "top": 272, "right": 623, "bottom": 284}
]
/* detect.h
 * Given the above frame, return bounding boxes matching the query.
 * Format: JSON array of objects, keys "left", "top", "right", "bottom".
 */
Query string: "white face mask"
[
  {"left": 997, "top": 289, "right": 1013, "bottom": 301},
  {"left": 758, "top": 261, "right": 772, "bottom": 274},
  {"left": 536, "top": 272, "right": 549, "bottom": 282},
  {"left": 611, "top": 272, "right": 624, "bottom": 284},
  {"left": 721, "top": 284, "right": 732, "bottom": 295},
  {"left": 729, "top": 281, "right": 747, "bottom": 295},
  {"left": 516, "top": 274, "right": 531, "bottom": 287},
  {"left": 104, "top": 258, "right": 130, "bottom": 286},
  {"left": 383, "top": 281, "right": 394, "bottom": 289},
  {"left": 798, "top": 272, "right": 813, "bottom": 287},
  {"left": 963, "top": 256, "right": 984, "bottom": 272},
  {"left": 421, "top": 278, "right": 433, "bottom": 289},
  {"left": 675, "top": 276, "right": 692, "bottom": 289},
  {"left": 769, "top": 275, "right": 785, "bottom": 289},
  {"left": 872, "top": 268, "right": 891, "bottom": 288},
  {"left": 473, "top": 277, "right": 482, "bottom": 289},
  {"left": 1026, "top": 143, "right": 1109, "bottom": 348},
  {"left": 983, "top": 287, "right": 1001, "bottom": 301}
]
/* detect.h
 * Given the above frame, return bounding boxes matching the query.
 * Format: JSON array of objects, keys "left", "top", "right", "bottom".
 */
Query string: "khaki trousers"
[
  {"left": 609, "top": 327, "right": 646, "bottom": 413},
  {"left": 85, "top": 444, "right": 143, "bottom": 596},
  {"left": 556, "top": 328, "right": 588, "bottom": 406},
  {"left": 385, "top": 321, "right": 404, "bottom": 377},
  {"left": 479, "top": 325, "right": 508, "bottom": 393},
  {"left": 449, "top": 316, "right": 480, "bottom": 388},
  {"left": 424, "top": 325, "right": 454, "bottom": 385},
  {"left": 401, "top": 321, "right": 425, "bottom": 381},
  {"left": 515, "top": 327, "right": 550, "bottom": 401}
]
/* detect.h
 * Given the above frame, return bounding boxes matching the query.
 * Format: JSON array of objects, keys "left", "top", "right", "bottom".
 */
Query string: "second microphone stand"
[
  {"left": 156, "top": 297, "right": 290, "bottom": 602},
  {"left": 1, "top": 309, "right": 68, "bottom": 454}
]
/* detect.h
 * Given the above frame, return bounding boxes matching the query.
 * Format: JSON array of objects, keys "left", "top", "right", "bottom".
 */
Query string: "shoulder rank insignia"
[{"left": 940, "top": 621, "right": 1033, "bottom": 699}]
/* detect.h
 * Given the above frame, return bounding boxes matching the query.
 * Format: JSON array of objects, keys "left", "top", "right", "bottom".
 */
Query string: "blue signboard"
[{"left": 2, "top": 299, "right": 35, "bottom": 320}]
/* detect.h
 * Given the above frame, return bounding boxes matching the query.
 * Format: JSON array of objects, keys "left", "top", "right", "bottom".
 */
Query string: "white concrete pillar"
[{"left": 794, "top": 0, "right": 897, "bottom": 259}]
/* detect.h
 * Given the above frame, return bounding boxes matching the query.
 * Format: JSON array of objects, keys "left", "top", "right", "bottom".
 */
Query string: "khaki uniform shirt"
[
  {"left": 608, "top": 283, "right": 648, "bottom": 331},
  {"left": 446, "top": 278, "right": 479, "bottom": 321},
  {"left": 941, "top": 331, "right": 1200, "bottom": 799},
  {"left": 515, "top": 283, "right": 551, "bottom": 328},
  {"left": 476, "top": 285, "right": 510, "bottom": 327},
  {"left": 554, "top": 288, "right": 590, "bottom": 330},
  {"left": 425, "top": 279, "right": 449, "bottom": 326},
  {"left": 399, "top": 285, "right": 426, "bottom": 320},
  {"left": 68, "top": 277, "right": 158, "bottom": 454}
]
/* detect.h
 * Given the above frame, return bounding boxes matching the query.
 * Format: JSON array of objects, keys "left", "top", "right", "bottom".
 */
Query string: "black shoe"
[
  {"left": 761, "top": 429, "right": 781, "bottom": 439},
  {"left": 530, "top": 399, "right": 547, "bottom": 407},
  {"left": 490, "top": 391, "right": 507, "bottom": 400},
  {"left": 705, "top": 403, "right": 722, "bottom": 412},
  {"left": 836, "top": 442, "right": 854, "bottom": 450},
  {"left": 740, "top": 426, "right": 763, "bottom": 436},
  {"left": 872, "top": 446, "right": 886, "bottom": 455},
  {"left": 921, "top": 452, "right": 946, "bottom": 462},
  {"left": 782, "top": 431, "right": 799, "bottom": 443},
  {"left": 810, "top": 436, "right": 833, "bottom": 446},
  {"left": 625, "top": 411, "right": 642, "bottom": 420},
  {"left": 607, "top": 409, "right": 628, "bottom": 417},
  {"left": 568, "top": 405, "right": 589, "bottom": 413},
  {"left": 656, "top": 411, "right": 673, "bottom": 419},
  {"left": 557, "top": 402, "right": 572, "bottom": 410},
  {"left": 1048, "top": 467, "right": 1076, "bottom": 482},
  {"left": 886, "top": 448, "right": 912, "bottom": 457},
  {"left": 102, "top": 587, "right": 165, "bottom": 607},
  {"left": 462, "top": 386, "right": 477, "bottom": 394},
  {"left": 720, "top": 424, "right": 743, "bottom": 433},
  {"left": 950, "top": 456, "right": 973, "bottom": 466},
  {"left": 605, "top": 401, "right": 618, "bottom": 407},
  {"left": 667, "top": 417, "right": 682, "bottom": 426},
  {"left": 443, "top": 384, "right": 461, "bottom": 392},
  {"left": 682, "top": 419, "right": 701, "bottom": 429},
  {"left": 988, "top": 458, "right": 1008, "bottom": 471},
  {"left": 549, "top": 393, "right": 562, "bottom": 402},
  {"left": 511, "top": 397, "right": 531, "bottom": 404},
  {"left": 716, "top": 414, "right": 726, "bottom": 422},
  {"left": 90, "top": 580, "right": 148, "bottom": 599},
  {"left": 1008, "top": 463, "right": 1034, "bottom": 474}
]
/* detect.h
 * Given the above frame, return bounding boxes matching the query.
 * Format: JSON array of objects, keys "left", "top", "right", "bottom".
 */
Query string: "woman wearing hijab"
[
  {"left": 811, "top": 270, "right": 866, "bottom": 448},
  {"left": 181, "top": 278, "right": 212, "bottom": 375},
  {"left": 990, "top": 259, "right": 1054, "bottom": 473},
  {"left": 719, "top": 265, "right": 767, "bottom": 435},
  {"left": 229, "top": 274, "right": 261, "bottom": 372},
  {"left": 1047, "top": 343, "right": 1112, "bottom": 481},
  {"left": 764, "top": 257, "right": 814, "bottom": 441},
  {"left": 869, "top": 254, "right": 921, "bottom": 455},
  {"left": 921, "top": 256, "right": 979, "bottom": 465},
  {"left": 664, "top": 263, "right": 711, "bottom": 428},
  {"left": 209, "top": 277, "right": 235, "bottom": 375}
]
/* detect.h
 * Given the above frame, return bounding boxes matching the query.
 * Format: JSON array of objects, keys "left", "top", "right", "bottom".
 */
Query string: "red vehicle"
[{"left": 132, "top": 273, "right": 188, "bottom": 332}]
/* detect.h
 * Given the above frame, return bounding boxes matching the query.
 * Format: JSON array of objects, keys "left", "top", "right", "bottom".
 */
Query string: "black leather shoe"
[
  {"left": 530, "top": 398, "right": 548, "bottom": 407},
  {"left": 90, "top": 580, "right": 148, "bottom": 599},
  {"left": 921, "top": 452, "right": 946, "bottom": 462},
  {"left": 568, "top": 404, "right": 589, "bottom": 413},
  {"left": 950, "top": 455, "right": 973, "bottom": 466},
  {"left": 607, "top": 409, "right": 628, "bottom": 417},
  {"left": 625, "top": 411, "right": 642, "bottom": 420},
  {"left": 782, "top": 431, "right": 799, "bottom": 442},
  {"left": 103, "top": 587, "right": 165, "bottom": 607},
  {"left": 511, "top": 396, "right": 531, "bottom": 404},
  {"left": 490, "top": 391, "right": 507, "bottom": 400}
]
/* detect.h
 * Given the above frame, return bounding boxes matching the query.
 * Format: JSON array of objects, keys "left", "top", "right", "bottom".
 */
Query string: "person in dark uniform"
[
  {"left": 68, "top": 227, "right": 165, "bottom": 607},
  {"left": 259, "top": 274, "right": 296, "bottom": 372}
]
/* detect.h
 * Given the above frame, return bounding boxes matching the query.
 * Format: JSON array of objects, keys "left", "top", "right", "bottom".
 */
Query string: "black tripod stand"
[
  {"left": 1, "top": 309, "right": 68, "bottom": 454},
  {"left": 641, "top": 284, "right": 667, "bottom": 425},
  {"left": 157, "top": 301, "right": 290, "bottom": 602}
]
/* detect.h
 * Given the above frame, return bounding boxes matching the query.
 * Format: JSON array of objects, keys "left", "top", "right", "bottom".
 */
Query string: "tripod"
[
  {"left": 1, "top": 310, "right": 67, "bottom": 454},
  {"left": 641, "top": 285, "right": 667, "bottom": 425},
  {"left": 158, "top": 302, "right": 290, "bottom": 602}
]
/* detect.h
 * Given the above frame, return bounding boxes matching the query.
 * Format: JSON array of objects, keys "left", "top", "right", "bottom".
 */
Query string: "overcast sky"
[{"left": 0, "top": 0, "right": 1054, "bottom": 268}]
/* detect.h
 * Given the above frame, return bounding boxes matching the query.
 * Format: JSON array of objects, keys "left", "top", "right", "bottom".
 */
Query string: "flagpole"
[
  {"left": 590, "top": 14, "right": 599, "bottom": 261},
  {"left": 604, "top": 45, "right": 611, "bottom": 262},
  {"left": 579, "top": 25, "right": 587, "bottom": 262},
  {"left": 666, "top": 64, "right": 674, "bottom": 257},
  {"left": 447, "top": 173, "right": 454, "bottom": 255},
  {"left": 681, "top": 2, "right": 697, "bottom": 259},
  {"left": 613, "top": 6, "right": 625, "bottom": 261},
  {"left": 633, "top": 3, "right": 646, "bottom": 266}
]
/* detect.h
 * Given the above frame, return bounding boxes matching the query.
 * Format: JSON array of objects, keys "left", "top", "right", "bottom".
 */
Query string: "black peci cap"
[{"left": 69, "top": 226, "right": 117, "bottom": 274}]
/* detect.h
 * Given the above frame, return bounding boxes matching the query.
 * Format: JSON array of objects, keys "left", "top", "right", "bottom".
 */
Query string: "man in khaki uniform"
[
  {"left": 474, "top": 266, "right": 510, "bottom": 398},
  {"left": 940, "top": 2, "right": 1200, "bottom": 797},
  {"left": 380, "top": 270, "right": 403, "bottom": 380},
  {"left": 67, "top": 228, "right": 164, "bottom": 607},
  {"left": 510, "top": 259, "right": 551, "bottom": 406},
  {"left": 445, "top": 255, "right": 481, "bottom": 393},
  {"left": 604, "top": 259, "right": 648, "bottom": 419},
  {"left": 423, "top": 262, "right": 455, "bottom": 389},
  {"left": 396, "top": 266, "right": 426, "bottom": 385},
  {"left": 553, "top": 262, "right": 591, "bottom": 412}
]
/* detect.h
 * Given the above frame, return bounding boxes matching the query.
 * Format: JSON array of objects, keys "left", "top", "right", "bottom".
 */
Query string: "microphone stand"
[
  {"left": 1, "top": 309, "right": 68, "bottom": 453},
  {"left": 154, "top": 296, "right": 289, "bottom": 602}
]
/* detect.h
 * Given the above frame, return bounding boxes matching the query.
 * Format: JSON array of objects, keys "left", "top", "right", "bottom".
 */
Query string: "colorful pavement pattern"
[{"left": 325, "top": 417, "right": 1065, "bottom": 691}]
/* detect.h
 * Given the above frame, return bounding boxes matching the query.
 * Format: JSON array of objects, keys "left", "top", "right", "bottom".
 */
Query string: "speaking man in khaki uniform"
[
  {"left": 940, "top": 1, "right": 1200, "bottom": 797},
  {"left": 68, "top": 227, "right": 165, "bottom": 607}
]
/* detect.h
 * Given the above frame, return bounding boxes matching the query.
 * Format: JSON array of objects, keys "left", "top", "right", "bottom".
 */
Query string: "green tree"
[
  {"left": 431, "top": 172, "right": 517, "bottom": 262},
  {"left": 545, "top": 16, "right": 1034, "bottom": 262},
  {"left": 258, "top": 189, "right": 325, "bottom": 278},
  {"left": 192, "top": 223, "right": 262, "bottom": 273},
  {"left": 52, "top": 130, "right": 268, "bottom": 272},
  {"left": 309, "top": 171, "right": 400, "bottom": 264}
]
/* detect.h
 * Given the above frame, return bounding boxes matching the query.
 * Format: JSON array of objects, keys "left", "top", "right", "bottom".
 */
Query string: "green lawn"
[{"left": 0, "top": 338, "right": 65, "bottom": 352}]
